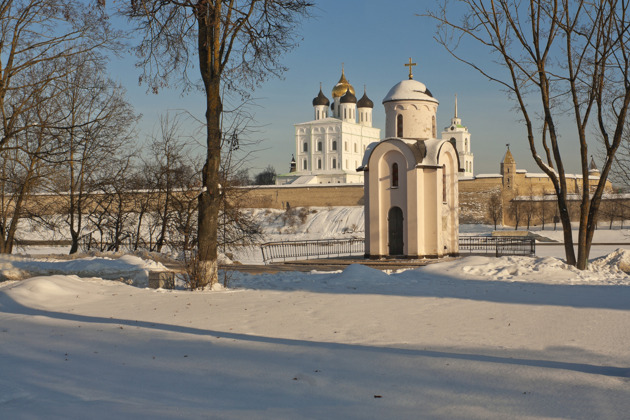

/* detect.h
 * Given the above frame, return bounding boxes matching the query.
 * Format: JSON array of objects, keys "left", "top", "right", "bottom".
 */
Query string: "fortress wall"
[{"left": 233, "top": 185, "right": 365, "bottom": 209}]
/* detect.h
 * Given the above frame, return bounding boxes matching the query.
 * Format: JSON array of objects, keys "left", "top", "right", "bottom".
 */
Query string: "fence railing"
[
  {"left": 260, "top": 238, "right": 365, "bottom": 264},
  {"left": 260, "top": 236, "right": 536, "bottom": 264},
  {"left": 458, "top": 236, "right": 536, "bottom": 257}
]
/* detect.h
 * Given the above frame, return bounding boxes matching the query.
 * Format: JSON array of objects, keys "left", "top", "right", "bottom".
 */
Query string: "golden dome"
[{"left": 331, "top": 67, "right": 355, "bottom": 98}]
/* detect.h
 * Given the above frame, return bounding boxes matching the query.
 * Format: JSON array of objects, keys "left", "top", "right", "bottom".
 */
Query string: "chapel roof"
[{"left": 382, "top": 79, "right": 438, "bottom": 104}]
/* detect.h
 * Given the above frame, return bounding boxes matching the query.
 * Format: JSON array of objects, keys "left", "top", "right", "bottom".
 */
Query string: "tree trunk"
[
  {"left": 197, "top": 77, "right": 221, "bottom": 287},
  {"left": 70, "top": 229, "right": 79, "bottom": 254}
]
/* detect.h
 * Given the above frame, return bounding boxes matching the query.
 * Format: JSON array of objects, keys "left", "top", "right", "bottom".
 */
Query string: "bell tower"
[{"left": 441, "top": 94, "right": 474, "bottom": 178}]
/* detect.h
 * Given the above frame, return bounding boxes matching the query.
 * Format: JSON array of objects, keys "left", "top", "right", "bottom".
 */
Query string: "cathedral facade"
[{"left": 275, "top": 68, "right": 381, "bottom": 185}]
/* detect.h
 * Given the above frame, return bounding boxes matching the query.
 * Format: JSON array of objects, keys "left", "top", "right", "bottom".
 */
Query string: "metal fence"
[
  {"left": 459, "top": 236, "right": 536, "bottom": 257},
  {"left": 260, "top": 238, "right": 365, "bottom": 264},
  {"left": 260, "top": 236, "right": 536, "bottom": 264}
]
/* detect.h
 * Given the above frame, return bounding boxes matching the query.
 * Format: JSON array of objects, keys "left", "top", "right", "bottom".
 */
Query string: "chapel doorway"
[{"left": 388, "top": 206, "right": 404, "bottom": 256}]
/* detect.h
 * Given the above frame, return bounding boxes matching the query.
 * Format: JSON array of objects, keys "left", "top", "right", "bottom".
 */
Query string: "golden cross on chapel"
[{"left": 405, "top": 57, "right": 417, "bottom": 80}]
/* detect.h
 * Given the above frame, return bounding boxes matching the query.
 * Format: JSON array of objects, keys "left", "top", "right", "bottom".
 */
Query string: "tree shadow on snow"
[
  {"left": 226, "top": 264, "right": 630, "bottom": 310},
  {"left": 1, "top": 292, "right": 628, "bottom": 380}
]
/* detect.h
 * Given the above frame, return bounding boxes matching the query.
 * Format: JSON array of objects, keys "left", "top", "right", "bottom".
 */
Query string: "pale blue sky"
[{"left": 109, "top": 0, "right": 591, "bottom": 177}]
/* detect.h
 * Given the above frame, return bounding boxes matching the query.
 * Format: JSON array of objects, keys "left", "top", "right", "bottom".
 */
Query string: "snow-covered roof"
[
  {"left": 294, "top": 117, "right": 340, "bottom": 126},
  {"left": 382, "top": 79, "right": 438, "bottom": 104},
  {"left": 474, "top": 174, "right": 503, "bottom": 178}
]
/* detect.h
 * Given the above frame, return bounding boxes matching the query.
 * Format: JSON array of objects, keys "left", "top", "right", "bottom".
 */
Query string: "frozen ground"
[
  {"left": 1, "top": 252, "right": 630, "bottom": 419},
  {"left": 2, "top": 207, "right": 630, "bottom": 419}
]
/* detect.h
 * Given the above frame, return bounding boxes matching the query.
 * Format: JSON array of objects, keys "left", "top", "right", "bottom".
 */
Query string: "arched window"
[
  {"left": 332, "top": 140, "right": 337, "bottom": 151},
  {"left": 443, "top": 164, "right": 448, "bottom": 201},
  {"left": 344, "top": 109, "right": 347, "bottom": 119},
  {"left": 354, "top": 143, "right": 357, "bottom": 153},
  {"left": 432, "top": 115, "right": 436, "bottom": 138},
  {"left": 392, "top": 163, "right": 399, "bottom": 188},
  {"left": 332, "top": 158, "right": 337, "bottom": 169},
  {"left": 344, "top": 142, "right": 348, "bottom": 151},
  {"left": 397, "top": 114, "right": 403, "bottom": 137},
  {"left": 303, "top": 142, "right": 308, "bottom": 152},
  {"left": 317, "top": 141, "right": 322, "bottom": 152},
  {"left": 317, "top": 159, "right": 322, "bottom": 169},
  {"left": 303, "top": 159, "right": 307, "bottom": 170}
]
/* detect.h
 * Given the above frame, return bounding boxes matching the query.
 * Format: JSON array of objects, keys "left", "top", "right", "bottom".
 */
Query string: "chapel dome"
[
  {"left": 357, "top": 91, "right": 374, "bottom": 108},
  {"left": 312, "top": 87, "right": 330, "bottom": 106},
  {"left": 332, "top": 68, "right": 355, "bottom": 98},
  {"left": 382, "top": 79, "right": 438, "bottom": 104},
  {"left": 340, "top": 89, "right": 357, "bottom": 104}
]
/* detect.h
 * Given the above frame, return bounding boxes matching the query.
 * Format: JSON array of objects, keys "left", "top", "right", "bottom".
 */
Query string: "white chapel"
[
  {"left": 360, "top": 60, "right": 460, "bottom": 258},
  {"left": 275, "top": 67, "right": 381, "bottom": 185}
]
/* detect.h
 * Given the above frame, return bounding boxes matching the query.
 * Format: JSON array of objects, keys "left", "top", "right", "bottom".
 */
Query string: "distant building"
[
  {"left": 275, "top": 67, "right": 380, "bottom": 185},
  {"left": 441, "top": 94, "right": 474, "bottom": 178}
]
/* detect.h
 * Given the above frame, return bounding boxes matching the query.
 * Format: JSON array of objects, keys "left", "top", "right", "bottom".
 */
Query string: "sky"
[{"left": 108, "top": 0, "right": 595, "bottom": 177}]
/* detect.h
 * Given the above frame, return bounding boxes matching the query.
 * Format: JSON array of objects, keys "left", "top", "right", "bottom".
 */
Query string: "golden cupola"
[{"left": 331, "top": 66, "right": 355, "bottom": 98}]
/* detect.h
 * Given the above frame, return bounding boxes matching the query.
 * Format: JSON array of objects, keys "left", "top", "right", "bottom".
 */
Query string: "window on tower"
[
  {"left": 303, "top": 142, "right": 308, "bottom": 152},
  {"left": 332, "top": 140, "right": 337, "bottom": 151},
  {"left": 303, "top": 159, "right": 307, "bottom": 170},
  {"left": 332, "top": 158, "right": 337, "bottom": 169},
  {"left": 397, "top": 114, "right": 403, "bottom": 137},
  {"left": 318, "top": 159, "right": 322, "bottom": 169},
  {"left": 392, "top": 163, "right": 399, "bottom": 188},
  {"left": 317, "top": 141, "right": 322, "bottom": 152}
]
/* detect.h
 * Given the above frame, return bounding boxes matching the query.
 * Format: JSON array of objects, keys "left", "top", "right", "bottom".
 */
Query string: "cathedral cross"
[{"left": 405, "top": 57, "right": 417, "bottom": 80}]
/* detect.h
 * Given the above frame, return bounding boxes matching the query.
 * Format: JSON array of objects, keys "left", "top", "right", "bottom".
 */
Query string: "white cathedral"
[
  {"left": 275, "top": 64, "right": 474, "bottom": 185},
  {"left": 275, "top": 67, "right": 381, "bottom": 185}
]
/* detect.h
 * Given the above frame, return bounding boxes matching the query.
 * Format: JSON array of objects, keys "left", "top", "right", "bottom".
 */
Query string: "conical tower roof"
[{"left": 502, "top": 148, "right": 515, "bottom": 164}]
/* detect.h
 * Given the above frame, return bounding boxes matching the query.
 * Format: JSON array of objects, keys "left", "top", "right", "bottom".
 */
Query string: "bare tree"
[
  {"left": 487, "top": 191, "right": 502, "bottom": 230},
  {"left": 427, "top": 0, "right": 630, "bottom": 269},
  {"left": 125, "top": 0, "right": 313, "bottom": 286},
  {"left": 0, "top": 1, "right": 119, "bottom": 252},
  {"left": 48, "top": 57, "right": 138, "bottom": 254},
  {"left": 253, "top": 165, "right": 276, "bottom": 185},
  {"left": 0, "top": 0, "right": 118, "bottom": 151},
  {"left": 509, "top": 199, "right": 523, "bottom": 231},
  {"left": 523, "top": 185, "right": 536, "bottom": 230}
]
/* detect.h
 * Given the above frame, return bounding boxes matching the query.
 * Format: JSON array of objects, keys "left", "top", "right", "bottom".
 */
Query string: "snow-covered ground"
[
  {"left": 2, "top": 252, "right": 630, "bottom": 419},
  {"left": 2, "top": 207, "right": 630, "bottom": 418}
]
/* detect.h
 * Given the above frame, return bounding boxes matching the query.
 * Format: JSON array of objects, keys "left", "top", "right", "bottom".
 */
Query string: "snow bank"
[{"left": 0, "top": 254, "right": 166, "bottom": 286}]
